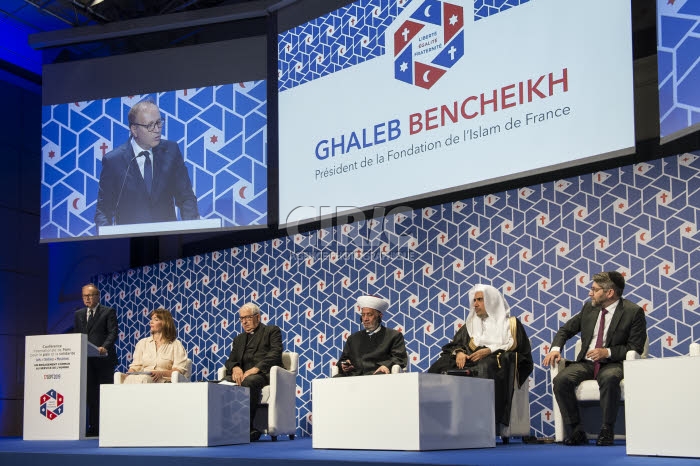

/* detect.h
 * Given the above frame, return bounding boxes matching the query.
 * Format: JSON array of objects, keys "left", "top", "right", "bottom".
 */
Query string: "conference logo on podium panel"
[
  {"left": 392, "top": 0, "right": 465, "bottom": 89},
  {"left": 39, "top": 389, "right": 64, "bottom": 420}
]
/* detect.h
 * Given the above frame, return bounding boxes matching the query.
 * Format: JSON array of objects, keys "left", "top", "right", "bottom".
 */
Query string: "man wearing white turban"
[
  {"left": 428, "top": 284, "right": 533, "bottom": 426},
  {"left": 336, "top": 295, "right": 408, "bottom": 376}
]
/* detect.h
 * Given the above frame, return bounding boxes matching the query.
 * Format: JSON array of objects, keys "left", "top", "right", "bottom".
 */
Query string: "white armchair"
[
  {"left": 690, "top": 342, "right": 700, "bottom": 356},
  {"left": 329, "top": 358, "right": 409, "bottom": 377},
  {"left": 499, "top": 375, "right": 531, "bottom": 443},
  {"left": 114, "top": 359, "right": 193, "bottom": 384},
  {"left": 217, "top": 351, "right": 299, "bottom": 440},
  {"left": 550, "top": 337, "right": 649, "bottom": 442}
]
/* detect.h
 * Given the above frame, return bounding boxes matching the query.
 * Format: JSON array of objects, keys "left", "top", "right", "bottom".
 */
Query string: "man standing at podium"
[
  {"left": 74, "top": 283, "right": 119, "bottom": 436},
  {"left": 94, "top": 99, "right": 199, "bottom": 227}
]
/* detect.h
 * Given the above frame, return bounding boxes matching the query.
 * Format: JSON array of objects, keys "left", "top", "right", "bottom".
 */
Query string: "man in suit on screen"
[
  {"left": 95, "top": 98, "right": 199, "bottom": 228},
  {"left": 543, "top": 271, "right": 647, "bottom": 446},
  {"left": 73, "top": 283, "right": 119, "bottom": 436},
  {"left": 223, "top": 303, "right": 283, "bottom": 442}
]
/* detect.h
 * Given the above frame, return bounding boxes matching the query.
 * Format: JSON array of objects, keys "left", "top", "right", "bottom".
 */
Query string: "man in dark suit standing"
[
  {"left": 543, "top": 271, "right": 647, "bottom": 446},
  {"left": 223, "top": 303, "right": 283, "bottom": 441},
  {"left": 73, "top": 283, "right": 119, "bottom": 436},
  {"left": 95, "top": 99, "right": 199, "bottom": 228}
]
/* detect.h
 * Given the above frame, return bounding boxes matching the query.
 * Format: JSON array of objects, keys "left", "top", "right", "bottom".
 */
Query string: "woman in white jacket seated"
[{"left": 125, "top": 308, "right": 188, "bottom": 383}]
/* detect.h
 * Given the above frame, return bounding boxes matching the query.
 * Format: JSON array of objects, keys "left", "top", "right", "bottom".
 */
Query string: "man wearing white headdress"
[
  {"left": 336, "top": 295, "right": 408, "bottom": 376},
  {"left": 428, "top": 284, "right": 533, "bottom": 426}
]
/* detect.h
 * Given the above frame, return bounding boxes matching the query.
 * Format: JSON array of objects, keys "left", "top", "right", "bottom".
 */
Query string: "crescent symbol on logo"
[
  {"left": 72, "top": 198, "right": 80, "bottom": 209},
  {"left": 239, "top": 186, "right": 247, "bottom": 199},
  {"left": 640, "top": 232, "right": 646, "bottom": 241},
  {"left": 579, "top": 276, "right": 585, "bottom": 284},
  {"left": 424, "top": 5, "right": 432, "bottom": 17},
  {"left": 577, "top": 209, "right": 584, "bottom": 218},
  {"left": 423, "top": 70, "right": 431, "bottom": 82}
]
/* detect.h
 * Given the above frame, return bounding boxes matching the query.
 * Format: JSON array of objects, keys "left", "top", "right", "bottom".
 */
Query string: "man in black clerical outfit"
[
  {"left": 543, "top": 271, "right": 647, "bottom": 446},
  {"left": 73, "top": 283, "right": 119, "bottom": 436},
  {"left": 223, "top": 302, "right": 283, "bottom": 441},
  {"left": 427, "top": 284, "right": 533, "bottom": 428},
  {"left": 336, "top": 295, "right": 408, "bottom": 376}
]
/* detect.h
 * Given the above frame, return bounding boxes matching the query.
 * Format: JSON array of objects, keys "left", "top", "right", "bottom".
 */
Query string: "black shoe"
[
  {"left": 563, "top": 430, "right": 588, "bottom": 446},
  {"left": 250, "top": 429, "right": 261, "bottom": 442},
  {"left": 596, "top": 426, "right": 614, "bottom": 446}
]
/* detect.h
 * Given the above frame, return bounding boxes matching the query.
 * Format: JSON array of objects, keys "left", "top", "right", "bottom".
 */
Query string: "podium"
[
  {"left": 23, "top": 334, "right": 102, "bottom": 440},
  {"left": 97, "top": 218, "right": 222, "bottom": 236}
]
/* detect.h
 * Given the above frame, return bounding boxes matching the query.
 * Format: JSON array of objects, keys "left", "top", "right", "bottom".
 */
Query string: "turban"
[{"left": 357, "top": 295, "right": 389, "bottom": 313}]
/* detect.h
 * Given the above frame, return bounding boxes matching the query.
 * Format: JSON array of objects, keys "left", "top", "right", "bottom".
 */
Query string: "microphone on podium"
[{"left": 113, "top": 152, "right": 145, "bottom": 224}]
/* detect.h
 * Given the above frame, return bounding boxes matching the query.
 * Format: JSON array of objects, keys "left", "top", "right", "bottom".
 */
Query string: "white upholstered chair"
[
  {"left": 499, "top": 375, "right": 531, "bottom": 443},
  {"left": 217, "top": 351, "right": 299, "bottom": 440},
  {"left": 550, "top": 336, "right": 649, "bottom": 442},
  {"left": 689, "top": 342, "right": 700, "bottom": 356},
  {"left": 114, "top": 358, "right": 193, "bottom": 384}
]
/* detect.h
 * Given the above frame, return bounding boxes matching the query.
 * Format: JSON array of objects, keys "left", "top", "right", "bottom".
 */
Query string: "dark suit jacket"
[
  {"left": 95, "top": 139, "right": 199, "bottom": 227},
  {"left": 551, "top": 298, "right": 646, "bottom": 363},
  {"left": 224, "top": 324, "right": 283, "bottom": 383},
  {"left": 73, "top": 304, "right": 119, "bottom": 367}
]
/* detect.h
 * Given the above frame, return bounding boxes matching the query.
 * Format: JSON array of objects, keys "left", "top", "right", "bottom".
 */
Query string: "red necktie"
[{"left": 593, "top": 308, "right": 608, "bottom": 379}]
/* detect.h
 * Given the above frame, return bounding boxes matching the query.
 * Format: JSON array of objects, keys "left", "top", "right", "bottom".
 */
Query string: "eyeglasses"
[
  {"left": 82, "top": 294, "right": 99, "bottom": 298},
  {"left": 133, "top": 118, "right": 165, "bottom": 133},
  {"left": 590, "top": 286, "right": 608, "bottom": 293},
  {"left": 239, "top": 315, "right": 257, "bottom": 322}
]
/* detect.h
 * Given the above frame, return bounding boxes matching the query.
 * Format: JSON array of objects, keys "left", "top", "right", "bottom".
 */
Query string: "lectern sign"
[{"left": 23, "top": 334, "right": 89, "bottom": 440}]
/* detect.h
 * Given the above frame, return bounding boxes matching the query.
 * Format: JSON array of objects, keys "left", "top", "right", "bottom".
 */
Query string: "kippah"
[{"left": 607, "top": 271, "right": 625, "bottom": 293}]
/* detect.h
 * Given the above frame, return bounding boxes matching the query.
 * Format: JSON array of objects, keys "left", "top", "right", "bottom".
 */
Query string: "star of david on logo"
[
  {"left": 393, "top": 0, "right": 464, "bottom": 89},
  {"left": 39, "top": 389, "right": 64, "bottom": 420}
]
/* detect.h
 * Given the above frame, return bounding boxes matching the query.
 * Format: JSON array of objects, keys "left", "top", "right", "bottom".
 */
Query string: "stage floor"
[{"left": 1, "top": 436, "right": 697, "bottom": 466}]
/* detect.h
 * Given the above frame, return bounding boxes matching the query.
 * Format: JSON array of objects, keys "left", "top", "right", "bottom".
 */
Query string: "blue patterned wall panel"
[
  {"left": 658, "top": 0, "right": 700, "bottom": 138},
  {"left": 97, "top": 151, "right": 700, "bottom": 438}
]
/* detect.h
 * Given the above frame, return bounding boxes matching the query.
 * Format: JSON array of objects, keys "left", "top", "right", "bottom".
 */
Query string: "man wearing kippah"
[
  {"left": 543, "top": 271, "right": 647, "bottom": 446},
  {"left": 335, "top": 295, "right": 408, "bottom": 376}
]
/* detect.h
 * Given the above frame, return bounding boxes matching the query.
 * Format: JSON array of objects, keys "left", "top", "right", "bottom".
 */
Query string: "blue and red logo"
[
  {"left": 393, "top": 0, "right": 464, "bottom": 89},
  {"left": 40, "top": 389, "right": 64, "bottom": 420}
]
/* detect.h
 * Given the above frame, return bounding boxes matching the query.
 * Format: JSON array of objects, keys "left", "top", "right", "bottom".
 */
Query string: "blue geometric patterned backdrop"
[
  {"left": 40, "top": 82, "right": 268, "bottom": 240},
  {"left": 278, "top": 0, "right": 529, "bottom": 91},
  {"left": 96, "top": 151, "right": 700, "bottom": 438},
  {"left": 658, "top": 0, "right": 700, "bottom": 138}
]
